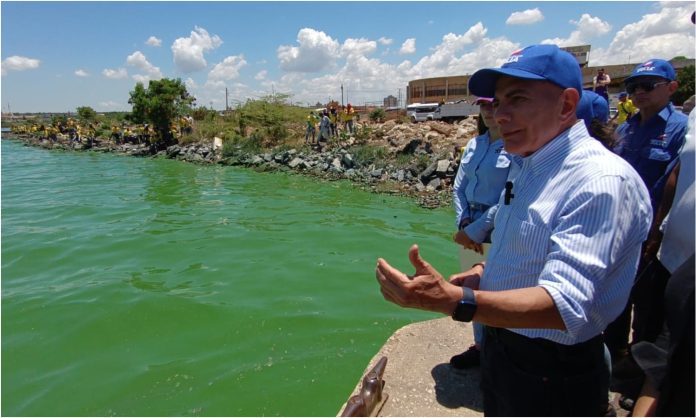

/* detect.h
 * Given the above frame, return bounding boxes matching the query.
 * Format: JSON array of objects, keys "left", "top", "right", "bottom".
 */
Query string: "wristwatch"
[{"left": 452, "top": 287, "right": 477, "bottom": 322}]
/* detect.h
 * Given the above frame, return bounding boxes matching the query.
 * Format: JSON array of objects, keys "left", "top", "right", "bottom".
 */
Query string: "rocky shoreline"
[{"left": 4, "top": 119, "right": 478, "bottom": 209}]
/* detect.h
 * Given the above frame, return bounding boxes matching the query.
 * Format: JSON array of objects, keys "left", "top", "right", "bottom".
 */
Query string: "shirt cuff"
[{"left": 463, "top": 219, "right": 490, "bottom": 243}]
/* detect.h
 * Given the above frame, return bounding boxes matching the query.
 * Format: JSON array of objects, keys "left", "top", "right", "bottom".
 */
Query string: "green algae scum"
[{"left": 1, "top": 138, "right": 473, "bottom": 416}]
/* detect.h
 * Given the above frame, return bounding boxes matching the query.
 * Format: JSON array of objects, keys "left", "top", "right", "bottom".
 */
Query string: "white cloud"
[
  {"left": 378, "top": 37, "right": 393, "bottom": 46},
  {"left": 399, "top": 38, "right": 416, "bottom": 55},
  {"left": 208, "top": 55, "right": 247, "bottom": 81},
  {"left": 255, "top": 70, "right": 267, "bottom": 81},
  {"left": 277, "top": 28, "right": 341, "bottom": 72},
  {"left": 506, "top": 8, "right": 544, "bottom": 25},
  {"left": 126, "top": 50, "right": 163, "bottom": 82},
  {"left": 74, "top": 69, "right": 89, "bottom": 77},
  {"left": 588, "top": 2, "right": 695, "bottom": 65},
  {"left": 146, "top": 36, "right": 162, "bottom": 47},
  {"left": 408, "top": 23, "right": 488, "bottom": 70},
  {"left": 171, "top": 26, "right": 223, "bottom": 73},
  {"left": 1, "top": 55, "right": 40, "bottom": 75},
  {"left": 184, "top": 77, "right": 198, "bottom": 91},
  {"left": 342, "top": 38, "right": 377, "bottom": 58},
  {"left": 98, "top": 100, "right": 122, "bottom": 109},
  {"left": 102, "top": 68, "right": 128, "bottom": 79},
  {"left": 541, "top": 14, "right": 611, "bottom": 47}
]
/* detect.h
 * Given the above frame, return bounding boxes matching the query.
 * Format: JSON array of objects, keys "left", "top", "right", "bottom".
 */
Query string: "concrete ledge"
[{"left": 340, "top": 317, "right": 483, "bottom": 417}]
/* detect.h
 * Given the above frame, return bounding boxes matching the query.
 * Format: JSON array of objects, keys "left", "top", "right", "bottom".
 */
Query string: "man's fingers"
[{"left": 408, "top": 244, "right": 433, "bottom": 273}]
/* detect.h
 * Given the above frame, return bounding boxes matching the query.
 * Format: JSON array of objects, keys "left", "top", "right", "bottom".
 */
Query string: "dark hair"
[
  {"left": 588, "top": 119, "right": 616, "bottom": 149},
  {"left": 477, "top": 112, "right": 489, "bottom": 136}
]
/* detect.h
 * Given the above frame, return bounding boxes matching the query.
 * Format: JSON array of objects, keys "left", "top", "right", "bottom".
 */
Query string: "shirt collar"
[{"left": 511, "top": 120, "right": 588, "bottom": 174}]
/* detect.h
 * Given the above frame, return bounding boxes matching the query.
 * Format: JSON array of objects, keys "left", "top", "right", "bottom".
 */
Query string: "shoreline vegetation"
[{"left": 3, "top": 101, "right": 480, "bottom": 209}]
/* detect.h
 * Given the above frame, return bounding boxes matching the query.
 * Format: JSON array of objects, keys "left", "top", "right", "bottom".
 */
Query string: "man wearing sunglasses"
[{"left": 605, "top": 59, "right": 688, "bottom": 380}]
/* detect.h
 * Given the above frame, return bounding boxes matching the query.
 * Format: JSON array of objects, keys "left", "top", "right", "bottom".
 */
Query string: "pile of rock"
[{"left": 6, "top": 117, "right": 480, "bottom": 208}]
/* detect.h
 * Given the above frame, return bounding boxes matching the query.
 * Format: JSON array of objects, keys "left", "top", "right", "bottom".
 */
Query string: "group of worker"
[
  {"left": 11, "top": 115, "right": 194, "bottom": 145},
  {"left": 305, "top": 104, "right": 357, "bottom": 145}
]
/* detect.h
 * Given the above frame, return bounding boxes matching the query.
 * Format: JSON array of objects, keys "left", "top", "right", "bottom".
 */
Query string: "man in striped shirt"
[{"left": 375, "top": 44, "right": 652, "bottom": 416}]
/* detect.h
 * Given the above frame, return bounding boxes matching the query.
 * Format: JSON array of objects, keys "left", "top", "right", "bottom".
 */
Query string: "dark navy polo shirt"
[{"left": 614, "top": 103, "right": 688, "bottom": 205}]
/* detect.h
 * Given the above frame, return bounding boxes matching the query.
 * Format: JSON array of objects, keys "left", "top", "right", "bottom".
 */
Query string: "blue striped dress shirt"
[{"left": 481, "top": 121, "right": 652, "bottom": 345}]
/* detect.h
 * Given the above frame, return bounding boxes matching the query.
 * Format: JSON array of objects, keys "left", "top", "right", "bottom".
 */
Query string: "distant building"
[
  {"left": 383, "top": 95, "right": 398, "bottom": 108},
  {"left": 406, "top": 44, "right": 695, "bottom": 105}
]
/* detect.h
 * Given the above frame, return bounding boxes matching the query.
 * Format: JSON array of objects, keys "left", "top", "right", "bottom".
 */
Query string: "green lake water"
[{"left": 1, "top": 138, "right": 475, "bottom": 416}]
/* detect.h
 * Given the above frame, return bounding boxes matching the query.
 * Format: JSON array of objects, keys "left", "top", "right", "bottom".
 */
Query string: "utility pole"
[
  {"left": 225, "top": 87, "right": 229, "bottom": 111},
  {"left": 398, "top": 88, "right": 401, "bottom": 108},
  {"left": 341, "top": 84, "right": 344, "bottom": 107}
]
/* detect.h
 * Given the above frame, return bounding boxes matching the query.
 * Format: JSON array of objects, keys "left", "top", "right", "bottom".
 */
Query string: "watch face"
[{"left": 453, "top": 288, "right": 476, "bottom": 322}]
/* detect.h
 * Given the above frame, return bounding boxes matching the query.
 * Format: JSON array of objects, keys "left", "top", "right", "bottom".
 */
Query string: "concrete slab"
[{"left": 339, "top": 317, "right": 483, "bottom": 417}]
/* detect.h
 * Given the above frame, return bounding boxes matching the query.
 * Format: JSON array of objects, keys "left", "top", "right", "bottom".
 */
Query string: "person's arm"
[
  {"left": 463, "top": 203, "right": 500, "bottom": 243},
  {"left": 376, "top": 245, "right": 565, "bottom": 329},
  {"left": 633, "top": 377, "right": 659, "bottom": 416},
  {"left": 452, "top": 140, "right": 475, "bottom": 228},
  {"left": 643, "top": 160, "right": 680, "bottom": 262}
]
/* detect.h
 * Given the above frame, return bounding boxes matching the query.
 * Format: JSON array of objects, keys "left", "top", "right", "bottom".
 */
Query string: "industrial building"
[{"left": 406, "top": 45, "right": 694, "bottom": 105}]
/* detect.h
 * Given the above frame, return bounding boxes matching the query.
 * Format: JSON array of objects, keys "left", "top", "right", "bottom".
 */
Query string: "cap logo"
[
  {"left": 636, "top": 66, "right": 655, "bottom": 73},
  {"left": 505, "top": 55, "right": 522, "bottom": 63}
]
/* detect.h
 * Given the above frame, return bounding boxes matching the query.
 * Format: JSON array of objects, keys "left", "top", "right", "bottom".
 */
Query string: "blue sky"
[{"left": 1, "top": 1, "right": 694, "bottom": 113}]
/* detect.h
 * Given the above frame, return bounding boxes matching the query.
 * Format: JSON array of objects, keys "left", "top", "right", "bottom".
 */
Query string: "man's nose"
[{"left": 494, "top": 105, "right": 510, "bottom": 124}]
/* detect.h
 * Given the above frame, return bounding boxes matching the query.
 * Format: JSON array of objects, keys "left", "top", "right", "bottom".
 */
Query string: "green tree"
[
  {"left": 127, "top": 78, "right": 195, "bottom": 148},
  {"left": 127, "top": 82, "right": 148, "bottom": 124},
  {"left": 674, "top": 65, "right": 695, "bottom": 105},
  {"left": 76, "top": 106, "right": 97, "bottom": 122}
]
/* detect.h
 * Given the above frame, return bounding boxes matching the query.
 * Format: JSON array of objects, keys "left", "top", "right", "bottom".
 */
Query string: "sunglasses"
[{"left": 625, "top": 80, "right": 670, "bottom": 94}]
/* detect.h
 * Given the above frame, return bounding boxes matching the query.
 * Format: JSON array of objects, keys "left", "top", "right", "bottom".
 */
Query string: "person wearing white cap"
[{"left": 375, "top": 44, "right": 651, "bottom": 416}]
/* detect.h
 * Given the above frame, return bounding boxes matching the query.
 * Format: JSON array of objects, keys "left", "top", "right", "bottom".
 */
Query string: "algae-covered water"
[{"left": 1, "top": 139, "right": 476, "bottom": 416}]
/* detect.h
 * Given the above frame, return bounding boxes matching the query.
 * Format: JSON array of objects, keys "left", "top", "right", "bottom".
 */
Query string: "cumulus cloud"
[
  {"left": 541, "top": 14, "right": 611, "bottom": 46},
  {"left": 277, "top": 28, "right": 341, "bottom": 72},
  {"left": 74, "top": 69, "right": 89, "bottom": 77},
  {"left": 1, "top": 55, "right": 40, "bottom": 75},
  {"left": 506, "top": 8, "right": 544, "bottom": 25},
  {"left": 408, "top": 23, "right": 488, "bottom": 70},
  {"left": 184, "top": 77, "right": 198, "bottom": 90},
  {"left": 399, "top": 38, "right": 416, "bottom": 54},
  {"left": 102, "top": 68, "right": 128, "bottom": 79},
  {"left": 171, "top": 26, "right": 223, "bottom": 73},
  {"left": 146, "top": 36, "right": 162, "bottom": 47},
  {"left": 342, "top": 38, "right": 377, "bottom": 58},
  {"left": 126, "top": 50, "right": 163, "bottom": 82},
  {"left": 208, "top": 55, "right": 247, "bottom": 81},
  {"left": 255, "top": 70, "right": 267, "bottom": 81},
  {"left": 378, "top": 37, "right": 393, "bottom": 46},
  {"left": 588, "top": 2, "right": 695, "bottom": 65}
]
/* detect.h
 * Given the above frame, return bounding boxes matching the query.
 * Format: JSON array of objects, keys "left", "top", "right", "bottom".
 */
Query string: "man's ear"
[
  {"left": 560, "top": 88, "right": 580, "bottom": 124},
  {"left": 668, "top": 80, "right": 679, "bottom": 95}
]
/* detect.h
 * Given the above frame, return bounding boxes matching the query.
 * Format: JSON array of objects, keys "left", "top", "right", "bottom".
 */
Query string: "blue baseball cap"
[
  {"left": 619, "top": 92, "right": 628, "bottom": 98},
  {"left": 468, "top": 44, "right": 583, "bottom": 98},
  {"left": 576, "top": 90, "right": 609, "bottom": 130},
  {"left": 625, "top": 59, "right": 676, "bottom": 83}
]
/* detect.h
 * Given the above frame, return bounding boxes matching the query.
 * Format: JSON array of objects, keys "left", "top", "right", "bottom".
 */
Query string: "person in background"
[
  {"left": 449, "top": 96, "right": 510, "bottom": 369},
  {"left": 576, "top": 90, "right": 615, "bottom": 149},
  {"left": 343, "top": 104, "right": 356, "bottom": 134},
  {"left": 375, "top": 44, "right": 651, "bottom": 416},
  {"left": 605, "top": 58, "right": 688, "bottom": 368},
  {"left": 612, "top": 92, "right": 637, "bottom": 126},
  {"left": 318, "top": 109, "right": 331, "bottom": 147},
  {"left": 329, "top": 107, "right": 338, "bottom": 137},
  {"left": 632, "top": 109, "right": 695, "bottom": 417},
  {"left": 593, "top": 68, "right": 611, "bottom": 101},
  {"left": 305, "top": 111, "right": 318, "bottom": 144}
]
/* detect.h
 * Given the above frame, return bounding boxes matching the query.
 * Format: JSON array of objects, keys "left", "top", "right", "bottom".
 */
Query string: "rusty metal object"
[{"left": 341, "top": 356, "right": 389, "bottom": 417}]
